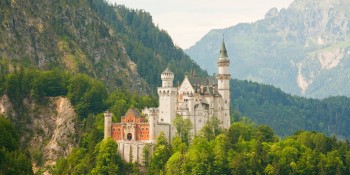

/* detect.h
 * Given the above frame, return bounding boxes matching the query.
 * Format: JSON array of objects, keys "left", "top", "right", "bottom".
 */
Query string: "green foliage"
[
  {"left": 107, "top": 89, "right": 157, "bottom": 121},
  {"left": 173, "top": 115, "right": 193, "bottom": 144},
  {"left": 53, "top": 87, "right": 157, "bottom": 174},
  {"left": 5, "top": 69, "right": 31, "bottom": 109},
  {"left": 162, "top": 121, "right": 350, "bottom": 175},
  {"left": 0, "top": 116, "right": 33, "bottom": 175},
  {"left": 199, "top": 116, "right": 223, "bottom": 141},
  {"left": 143, "top": 144, "right": 152, "bottom": 167},
  {"left": 68, "top": 74, "right": 107, "bottom": 117},
  {"left": 182, "top": 136, "right": 213, "bottom": 175},
  {"left": 0, "top": 117, "right": 19, "bottom": 151},
  {"left": 91, "top": 138, "right": 122, "bottom": 174},
  {"left": 3, "top": 68, "right": 109, "bottom": 118},
  {"left": 166, "top": 151, "right": 184, "bottom": 175},
  {"left": 232, "top": 79, "right": 350, "bottom": 139},
  {"left": 4, "top": 68, "right": 69, "bottom": 107},
  {"left": 148, "top": 132, "right": 172, "bottom": 175},
  {"left": 0, "top": 66, "right": 6, "bottom": 95},
  {"left": 54, "top": 114, "right": 129, "bottom": 174},
  {"left": 31, "top": 68, "right": 69, "bottom": 101},
  {"left": 88, "top": 1, "right": 207, "bottom": 90}
]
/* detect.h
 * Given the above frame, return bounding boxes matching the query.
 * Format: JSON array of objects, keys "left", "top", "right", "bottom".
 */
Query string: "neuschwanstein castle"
[{"left": 104, "top": 40, "right": 231, "bottom": 164}]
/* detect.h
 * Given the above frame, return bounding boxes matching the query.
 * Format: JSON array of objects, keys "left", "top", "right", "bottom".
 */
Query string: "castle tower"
[
  {"left": 104, "top": 111, "right": 112, "bottom": 139},
  {"left": 148, "top": 108, "right": 157, "bottom": 142},
  {"left": 217, "top": 39, "right": 231, "bottom": 129},
  {"left": 158, "top": 67, "right": 177, "bottom": 137}
]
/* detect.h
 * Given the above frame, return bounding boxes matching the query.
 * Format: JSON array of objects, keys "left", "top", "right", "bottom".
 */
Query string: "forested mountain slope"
[
  {"left": 232, "top": 79, "right": 350, "bottom": 139},
  {"left": 186, "top": 0, "right": 350, "bottom": 98},
  {"left": 0, "top": 0, "right": 205, "bottom": 92}
]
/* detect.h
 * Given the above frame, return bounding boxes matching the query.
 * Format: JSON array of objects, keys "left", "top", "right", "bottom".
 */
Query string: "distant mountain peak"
[
  {"left": 265, "top": 8, "right": 279, "bottom": 19},
  {"left": 186, "top": 0, "right": 350, "bottom": 98}
]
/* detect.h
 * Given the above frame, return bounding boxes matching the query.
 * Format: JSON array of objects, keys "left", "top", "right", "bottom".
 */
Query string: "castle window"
[
  {"left": 146, "top": 128, "right": 148, "bottom": 130},
  {"left": 127, "top": 133, "right": 132, "bottom": 140}
]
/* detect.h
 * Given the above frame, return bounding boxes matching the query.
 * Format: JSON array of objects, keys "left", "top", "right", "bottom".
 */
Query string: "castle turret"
[
  {"left": 158, "top": 67, "right": 177, "bottom": 139},
  {"left": 161, "top": 67, "right": 175, "bottom": 87},
  {"left": 104, "top": 111, "right": 112, "bottom": 139},
  {"left": 147, "top": 108, "right": 157, "bottom": 142},
  {"left": 217, "top": 39, "right": 231, "bottom": 129}
]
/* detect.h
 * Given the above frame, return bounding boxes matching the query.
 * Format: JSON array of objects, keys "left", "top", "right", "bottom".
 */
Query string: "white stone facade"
[{"left": 104, "top": 40, "right": 231, "bottom": 165}]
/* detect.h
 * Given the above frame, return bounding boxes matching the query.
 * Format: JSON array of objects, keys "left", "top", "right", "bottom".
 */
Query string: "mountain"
[
  {"left": 231, "top": 79, "right": 350, "bottom": 139},
  {"left": 0, "top": 0, "right": 205, "bottom": 92},
  {"left": 186, "top": 0, "right": 350, "bottom": 98}
]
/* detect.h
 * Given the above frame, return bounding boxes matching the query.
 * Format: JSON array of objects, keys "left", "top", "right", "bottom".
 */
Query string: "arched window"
[{"left": 127, "top": 133, "right": 132, "bottom": 140}]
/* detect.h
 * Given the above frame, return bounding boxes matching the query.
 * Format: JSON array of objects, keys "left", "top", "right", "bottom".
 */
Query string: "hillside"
[
  {"left": 0, "top": 95, "right": 77, "bottom": 173},
  {"left": 186, "top": 0, "right": 350, "bottom": 98},
  {"left": 0, "top": 0, "right": 205, "bottom": 92},
  {"left": 232, "top": 79, "right": 350, "bottom": 139}
]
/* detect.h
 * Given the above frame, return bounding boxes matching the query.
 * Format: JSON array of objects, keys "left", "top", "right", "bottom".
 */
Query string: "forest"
[
  {"left": 87, "top": 0, "right": 207, "bottom": 89},
  {"left": 1, "top": 67, "right": 350, "bottom": 174},
  {"left": 54, "top": 116, "right": 350, "bottom": 175},
  {"left": 232, "top": 80, "right": 350, "bottom": 139}
]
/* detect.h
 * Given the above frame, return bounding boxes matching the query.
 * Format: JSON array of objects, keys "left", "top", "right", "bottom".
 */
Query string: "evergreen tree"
[{"left": 148, "top": 132, "right": 172, "bottom": 175}]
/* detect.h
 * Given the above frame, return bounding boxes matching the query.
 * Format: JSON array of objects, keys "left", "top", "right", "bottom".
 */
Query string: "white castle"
[{"left": 104, "top": 40, "right": 231, "bottom": 164}]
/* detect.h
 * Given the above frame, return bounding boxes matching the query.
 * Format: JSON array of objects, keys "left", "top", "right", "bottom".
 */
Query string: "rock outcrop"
[{"left": 0, "top": 95, "right": 77, "bottom": 174}]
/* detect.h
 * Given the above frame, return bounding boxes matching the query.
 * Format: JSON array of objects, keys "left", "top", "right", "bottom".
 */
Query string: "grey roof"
[
  {"left": 162, "top": 67, "right": 173, "bottom": 74},
  {"left": 219, "top": 39, "right": 228, "bottom": 59},
  {"left": 202, "top": 85, "right": 221, "bottom": 96},
  {"left": 187, "top": 76, "right": 221, "bottom": 96},
  {"left": 188, "top": 77, "right": 217, "bottom": 86}
]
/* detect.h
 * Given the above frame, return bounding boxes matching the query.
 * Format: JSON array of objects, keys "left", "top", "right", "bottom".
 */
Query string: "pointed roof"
[
  {"left": 162, "top": 67, "right": 173, "bottom": 74},
  {"left": 219, "top": 39, "right": 228, "bottom": 60},
  {"left": 125, "top": 108, "right": 142, "bottom": 118}
]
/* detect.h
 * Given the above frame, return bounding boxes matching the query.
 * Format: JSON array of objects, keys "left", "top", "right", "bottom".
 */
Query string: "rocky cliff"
[
  {"left": 0, "top": 0, "right": 147, "bottom": 92},
  {"left": 0, "top": 0, "right": 205, "bottom": 93},
  {"left": 186, "top": 0, "right": 350, "bottom": 98},
  {"left": 0, "top": 95, "right": 77, "bottom": 174}
]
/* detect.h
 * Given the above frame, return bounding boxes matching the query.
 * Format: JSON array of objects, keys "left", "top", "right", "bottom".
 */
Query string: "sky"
[{"left": 107, "top": 0, "right": 294, "bottom": 49}]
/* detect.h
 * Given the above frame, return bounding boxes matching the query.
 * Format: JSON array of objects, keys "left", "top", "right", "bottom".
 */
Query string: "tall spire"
[{"left": 219, "top": 38, "right": 228, "bottom": 59}]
